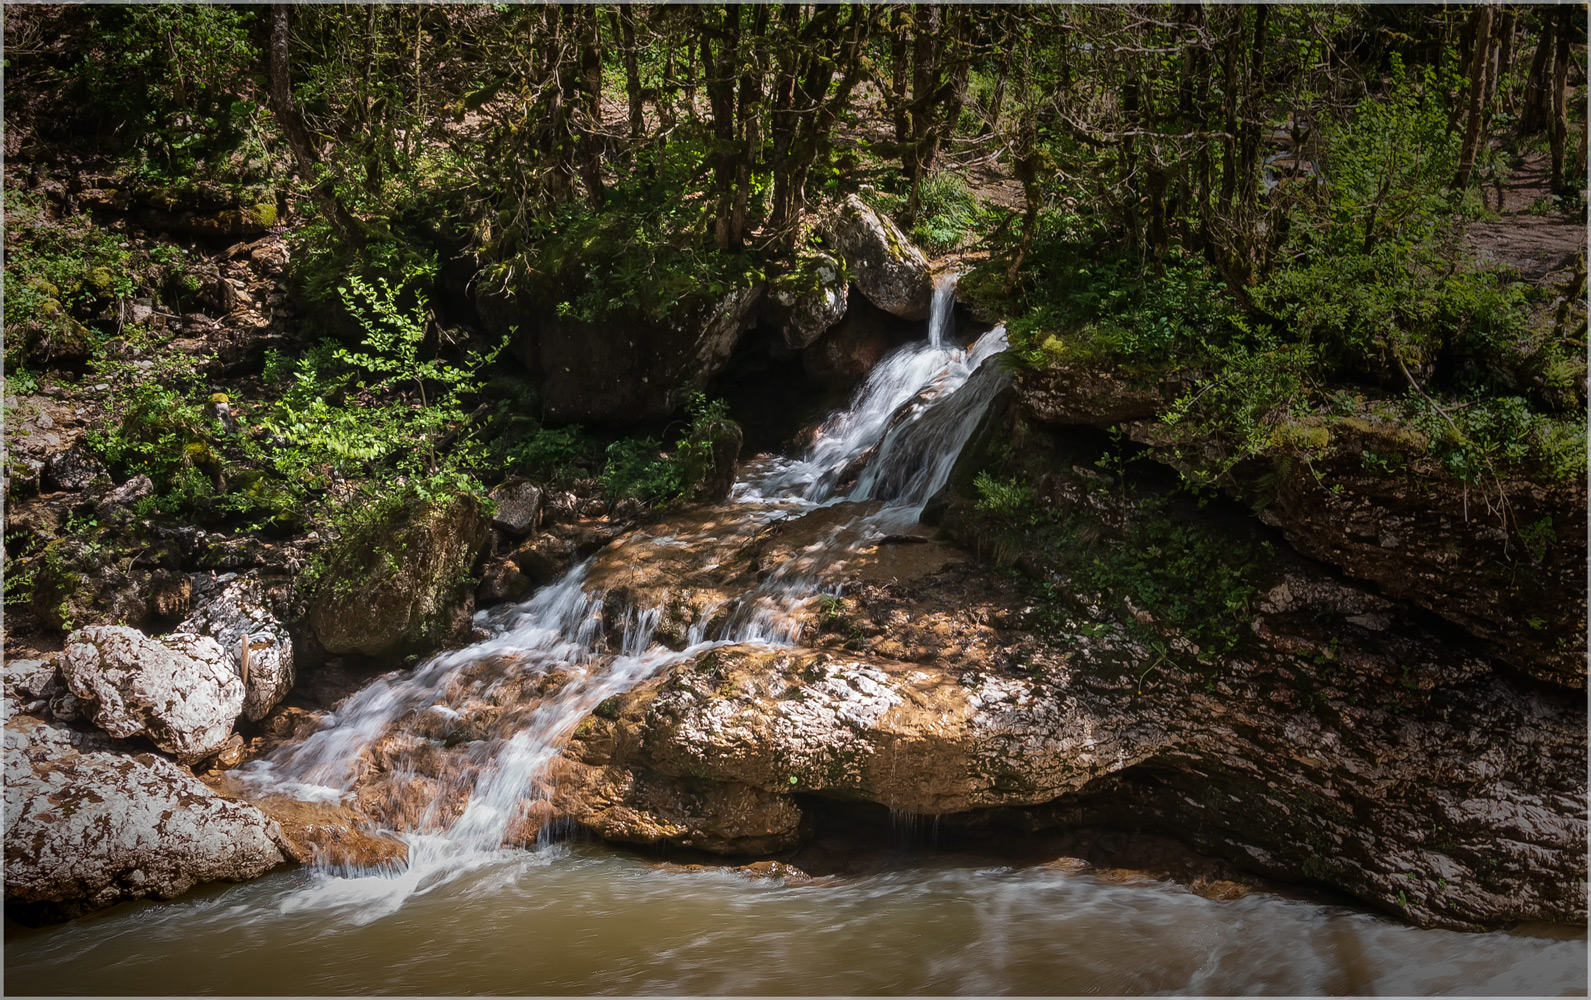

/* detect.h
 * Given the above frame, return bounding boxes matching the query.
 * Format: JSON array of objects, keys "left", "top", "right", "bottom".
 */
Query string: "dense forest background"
[{"left": 3, "top": 3, "right": 1586, "bottom": 637}]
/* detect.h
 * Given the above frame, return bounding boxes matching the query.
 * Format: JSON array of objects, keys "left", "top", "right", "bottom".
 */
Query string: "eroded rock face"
[
  {"left": 556, "top": 560, "right": 1586, "bottom": 930},
  {"left": 484, "top": 281, "right": 766, "bottom": 422},
  {"left": 819, "top": 194, "right": 933, "bottom": 320},
  {"left": 59, "top": 625, "right": 243, "bottom": 762},
  {"left": 1011, "top": 364, "right": 1586, "bottom": 688},
  {"left": 178, "top": 575, "right": 295, "bottom": 722},
  {"left": 3, "top": 714, "right": 285, "bottom": 919},
  {"left": 803, "top": 306, "right": 893, "bottom": 391},
  {"left": 311, "top": 492, "right": 490, "bottom": 660}
]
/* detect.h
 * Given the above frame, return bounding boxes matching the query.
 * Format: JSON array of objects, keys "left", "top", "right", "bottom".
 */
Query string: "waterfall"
[
  {"left": 927, "top": 271, "right": 957, "bottom": 350},
  {"left": 244, "top": 273, "right": 1010, "bottom": 898}
]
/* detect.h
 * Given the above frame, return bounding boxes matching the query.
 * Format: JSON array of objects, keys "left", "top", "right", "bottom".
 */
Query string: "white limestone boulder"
[
  {"left": 179, "top": 575, "right": 295, "bottom": 722},
  {"left": 3, "top": 714, "right": 285, "bottom": 916},
  {"left": 59, "top": 625, "right": 243, "bottom": 762}
]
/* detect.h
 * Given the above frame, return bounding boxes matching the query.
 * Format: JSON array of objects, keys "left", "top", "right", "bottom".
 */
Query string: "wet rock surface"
[
  {"left": 3, "top": 714, "right": 286, "bottom": 920},
  {"left": 554, "top": 560, "right": 1586, "bottom": 930}
]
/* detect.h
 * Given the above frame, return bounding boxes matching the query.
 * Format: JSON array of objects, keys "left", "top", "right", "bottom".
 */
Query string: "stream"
[{"left": 6, "top": 278, "right": 1586, "bottom": 995}]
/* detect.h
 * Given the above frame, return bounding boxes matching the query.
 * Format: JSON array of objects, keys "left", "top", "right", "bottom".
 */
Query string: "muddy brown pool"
[{"left": 5, "top": 842, "right": 1584, "bottom": 996}]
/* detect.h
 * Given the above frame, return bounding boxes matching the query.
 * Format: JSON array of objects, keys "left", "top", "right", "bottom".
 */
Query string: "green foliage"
[
  {"left": 593, "top": 392, "right": 737, "bottom": 506},
  {"left": 599, "top": 438, "right": 684, "bottom": 504},
  {"left": 908, "top": 171, "right": 992, "bottom": 255},
  {"left": 992, "top": 240, "right": 1247, "bottom": 373},
  {"left": 68, "top": 5, "right": 260, "bottom": 167},
  {"left": 1404, "top": 394, "right": 1588, "bottom": 484},
  {"left": 484, "top": 137, "right": 760, "bottom": 327},
  {"left": 972, "top": 464, "right": 1267, "bottom": 660},
  {"left": 973, "top": 471, "right": 1038, "bottom": 528},
  {"left": 499, "top": 426, "right": 594, "bottom": 482},
  {"left": 1313, "top": 55, "right": 1464, "bottom": 251},
  {"left": 672, "top": 391, "right": 737, "bottom": 496},
  {"left": 288, "top": 222, "right": 441, "bottom": 330}
]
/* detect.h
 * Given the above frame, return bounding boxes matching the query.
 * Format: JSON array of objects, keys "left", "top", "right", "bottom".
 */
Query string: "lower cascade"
[{"left": 233, "top": 283, "right": 1015, "bottom": 897}]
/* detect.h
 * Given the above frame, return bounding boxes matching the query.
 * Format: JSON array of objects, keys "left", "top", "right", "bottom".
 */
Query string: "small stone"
[{"left": 489, "top": 478, "right": 543, "bottom": 536}]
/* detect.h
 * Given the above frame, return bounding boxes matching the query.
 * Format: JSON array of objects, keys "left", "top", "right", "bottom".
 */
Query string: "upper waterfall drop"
[{"left": 927, "top": 271, "right": 958, "bottom": 350}]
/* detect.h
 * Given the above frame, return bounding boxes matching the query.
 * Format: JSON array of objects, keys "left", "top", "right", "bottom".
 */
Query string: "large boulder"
[
  {"left": 480, "top": 280, "right": 765, "bottom": 422},
  {"left": 178, "top": 575, "right": 295, "bottom": 722},
  {"left": 3, "top": 714, "right": 285, "bottom": 920},
  {"left": 310, "top": 491, "right": 491, "bottom": 660},
  {"left": 763, "top": 253, "right": 848, "bottom": 350},
  {"left": 59, "top": 625, "right": 243, "bottom": 763},
  {"left": 819, "top": 194, "right": 934, "bottom": 320}
]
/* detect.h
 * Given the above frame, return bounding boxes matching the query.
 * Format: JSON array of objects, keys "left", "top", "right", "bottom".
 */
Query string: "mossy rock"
[
  {"left": 309, "top": 491, "right": 491, "bottom": 660},
  {"left": 29, "top": 538, "right": 154, "bottom": 633}
]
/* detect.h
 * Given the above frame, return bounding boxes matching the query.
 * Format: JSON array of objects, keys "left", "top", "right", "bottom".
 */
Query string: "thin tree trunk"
[
  {"left": 267, "top": 4, "right": 364, "bottom": 245},
  {"left": 576, "top": 5, "right": 604, "bottom": 209},
  {"left": 1520, "top": 13, "right": 1554, "bottom": 134},
  {"left": 1454, "top": 4, "right": 1495, "bottom": 189},
  {"left": 1549, "top": 5, "right": 1571, "bottom": 192},
  {"left": 618, "top": 6, "right": 643, "bottom": 140}
]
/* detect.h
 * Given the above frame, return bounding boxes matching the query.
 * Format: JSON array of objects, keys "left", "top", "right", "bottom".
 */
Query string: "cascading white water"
[
  {"left": 927, "top": 271, "right": 957, "bottom": 349},
  {"left": 245, "top": 273, "right": 1007, "bottom": 901}
]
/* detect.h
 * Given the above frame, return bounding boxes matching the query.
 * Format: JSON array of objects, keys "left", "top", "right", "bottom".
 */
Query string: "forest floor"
[{"left": 1463, "top": 150, "right": 1586, "bottom": 284}]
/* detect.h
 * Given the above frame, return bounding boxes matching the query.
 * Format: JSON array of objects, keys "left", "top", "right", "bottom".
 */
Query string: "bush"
[{"left": 909, "top": 171, "right": 991, "bottom": 254}]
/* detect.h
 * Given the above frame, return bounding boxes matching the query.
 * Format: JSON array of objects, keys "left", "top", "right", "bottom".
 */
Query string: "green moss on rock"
[{"left": 309, "top": 491, "right": 491, "bottom": 660}]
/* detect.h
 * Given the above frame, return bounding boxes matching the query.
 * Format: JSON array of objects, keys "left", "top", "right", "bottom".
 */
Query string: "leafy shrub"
[
  {"left": 910, "top": 171, "right": 990, "bottom": 254},
  {"left": 67, "top": 5, "right": 259, "bottom": 167},
  {"left": 599, "top": 438, "right": 683, "bottom": 503}
]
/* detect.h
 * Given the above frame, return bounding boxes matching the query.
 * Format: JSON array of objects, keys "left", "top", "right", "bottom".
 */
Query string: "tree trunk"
[
  {"left": 1549, "top": 6, "right": 1571, "bottom": 193},
  {"left": 618, "top": 6, "right": 643, "bottom": 140},
  {"left": 1454, "top": 4, "right": 1495, "bottom": 190},
  {"left": 576, "top": 6, "right": 604, "bottom": 209},
  {"left": 1491, "top": 8, "right": 1516, "bottom": 106},
  {"left": 1218, "top": 12, "right": 1240, "bottom": 213},
  {"left": 267, "top": 4, "right": 364, "bottom": 245},
  {"left": 1520, "top": 13, "right": 1554, "bottom": 134},
  {"left": 1237, "top": 4, "right": 1269, "bottom": 214},
  {"left": 728, "top": 5, "right": 768, "bottom": 250}
]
